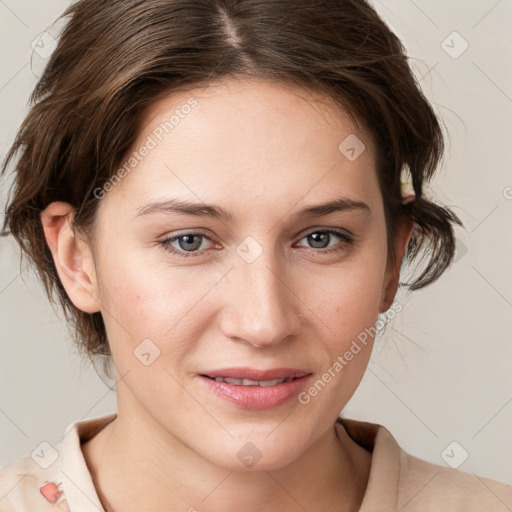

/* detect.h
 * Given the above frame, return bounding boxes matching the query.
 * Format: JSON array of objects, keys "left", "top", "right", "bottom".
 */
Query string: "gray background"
[{"left": 1, "top": 0, "right": 511, "bottom": 485}]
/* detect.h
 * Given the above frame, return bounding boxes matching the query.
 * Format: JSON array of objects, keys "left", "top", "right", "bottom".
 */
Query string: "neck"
[{"left": 82, "top": 408, "right": 371, "bottom": 512}]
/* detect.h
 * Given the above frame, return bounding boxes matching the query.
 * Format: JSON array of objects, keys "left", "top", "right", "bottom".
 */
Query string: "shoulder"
[
  {"left": 338, "top": 416, "right": 512, "bottom": 511},
  {"left": 0, "top": 444, "right": 70, "bottom": 511},
  {"left": 398, "top": 450, "right": 512, "bottom": 511}
]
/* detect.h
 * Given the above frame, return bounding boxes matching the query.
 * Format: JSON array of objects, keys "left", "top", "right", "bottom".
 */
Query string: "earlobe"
[
  {"left": 40, "top": 201, "right": 101, "bottom": 314},
  {"left": 379, "top": 218, "right": 415, "bottom": 313}
]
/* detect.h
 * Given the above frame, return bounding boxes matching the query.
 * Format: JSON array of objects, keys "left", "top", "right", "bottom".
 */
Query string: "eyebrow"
[{"left": 135, "top": 196, "right": 371, "bottom": 222}]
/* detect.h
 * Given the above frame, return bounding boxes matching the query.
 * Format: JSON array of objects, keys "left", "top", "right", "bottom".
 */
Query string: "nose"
[{"left": 219, "top": 253, "right": 302, "bottom": 348}]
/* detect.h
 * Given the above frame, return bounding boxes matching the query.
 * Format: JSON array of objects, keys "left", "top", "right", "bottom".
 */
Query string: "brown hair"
[{"left": 1, "top": 0, "right": 462, "bottom": 380}]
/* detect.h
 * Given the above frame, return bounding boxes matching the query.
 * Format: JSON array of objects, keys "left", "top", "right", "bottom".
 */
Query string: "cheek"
[
  {"left": 95, "top": 251, "right": 222, "bottom": 364},
  {"left": 300, "top": 250, "right": 387, "bottom": 408},
  {"left": 310, "top": 252, "right": 387, "bottom": 341},
  {"left": 97, "top": 245, "right": 193, "bottom": 322},
  {"left": 303, "top": 265, "right": 384, "bottom": 412}
]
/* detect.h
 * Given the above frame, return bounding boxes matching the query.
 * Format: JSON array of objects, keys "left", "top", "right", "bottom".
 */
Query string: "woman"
[{"left": 1, "top": 0, "right": 511, "bottom": 511}]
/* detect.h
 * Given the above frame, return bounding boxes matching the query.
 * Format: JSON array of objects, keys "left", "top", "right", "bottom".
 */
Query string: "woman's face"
[{"left": 82, "top": 78, "right": 403, "bottom": 470}]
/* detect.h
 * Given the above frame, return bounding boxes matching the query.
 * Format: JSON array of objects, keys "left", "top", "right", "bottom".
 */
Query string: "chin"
[{"left": 200, "top": 434, "right": 306, "bottom": 473}]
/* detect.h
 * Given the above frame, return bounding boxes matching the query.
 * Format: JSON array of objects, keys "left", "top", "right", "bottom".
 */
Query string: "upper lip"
[{"left": 200, "top": 367, "right": 312, "bottom": 381}]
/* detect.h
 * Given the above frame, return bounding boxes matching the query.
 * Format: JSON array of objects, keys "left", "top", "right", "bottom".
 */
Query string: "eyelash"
[{"left": 158, "top": 229, "right": 355, "bottom": 259}]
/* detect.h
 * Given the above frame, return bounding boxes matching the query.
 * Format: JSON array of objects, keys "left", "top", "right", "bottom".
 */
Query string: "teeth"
[
  {"left": 212, "top": 377, "right": 289, "bottom": 386},
  {"left": 258, "top": 379, "right": 286, "bottom": 387}
]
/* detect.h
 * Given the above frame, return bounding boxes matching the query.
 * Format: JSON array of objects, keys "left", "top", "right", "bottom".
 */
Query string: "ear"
[
  {"left": 40, "top": 201, "right": 101, "bottom": 314},
  {"left": 379, "top": 217, "right": 415, "bottom": 313}
]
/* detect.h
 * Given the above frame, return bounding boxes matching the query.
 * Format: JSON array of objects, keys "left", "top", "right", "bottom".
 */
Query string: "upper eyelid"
[{"left": 298, "top": 227, "right": 353, "bottom": 239}]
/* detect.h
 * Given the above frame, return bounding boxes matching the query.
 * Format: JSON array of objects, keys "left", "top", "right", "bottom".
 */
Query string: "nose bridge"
[{"left": 220, "top": 247, "right": 301, "bottom": 347}]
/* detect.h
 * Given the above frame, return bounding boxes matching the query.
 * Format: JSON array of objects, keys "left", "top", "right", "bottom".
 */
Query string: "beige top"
[{"left": 1, "top": 413, "right": 511, "bottom": 511}]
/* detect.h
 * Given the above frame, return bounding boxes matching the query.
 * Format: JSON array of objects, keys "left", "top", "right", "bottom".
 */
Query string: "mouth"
[
  {"left": 199, "top": 367, "right": 310, "bottom": 384},
  {"left": 203, "top": 376, "right": 295, "bottom": 386},
  {"left": 198, "top": 368, "right": 313, "bottom": 410}
]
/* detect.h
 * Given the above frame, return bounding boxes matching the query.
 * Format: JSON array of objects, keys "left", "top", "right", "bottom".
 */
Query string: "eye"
[
  {"left": 158, "top": 228, "right": 355, "bottom": 259},
  {"left": 158, "top": 230, "right": 217, "bottom": 258},
  {"left": 294, "top": 229, "right": 354, "bottom": 254}
]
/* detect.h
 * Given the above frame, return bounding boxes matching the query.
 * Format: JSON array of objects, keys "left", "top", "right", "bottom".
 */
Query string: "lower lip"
[{"left": 198, "top": 375, "right": 312, "bottom": 410}]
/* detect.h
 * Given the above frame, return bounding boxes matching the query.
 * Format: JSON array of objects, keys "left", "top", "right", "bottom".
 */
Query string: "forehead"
[
  {"left": 101, "top": 77, "right": 379, "bottom": 215},
  {"left": 141, "top": 77, "right": 374, "bottom": 150}
]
